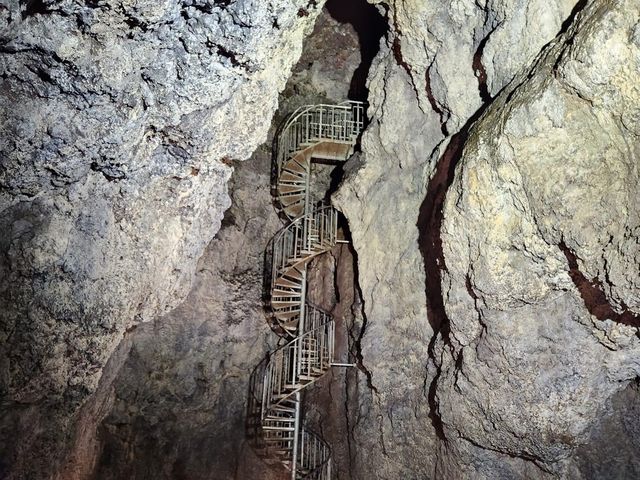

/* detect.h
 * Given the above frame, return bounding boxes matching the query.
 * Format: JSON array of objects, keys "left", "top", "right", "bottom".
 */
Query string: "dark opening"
[
  {"left": 21, "top": 0, "right": 47, "bottom": 18},
  {"left": 325, "top": 0, "right": 387, "bottom": 102},
  {"left": 559, "top": 241, "right": 640, "bottom": 328}
]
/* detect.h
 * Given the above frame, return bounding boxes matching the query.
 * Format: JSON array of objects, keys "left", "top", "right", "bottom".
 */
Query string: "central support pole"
[{"left": 291, "top": 391, "right": 301, "bottom": 480}]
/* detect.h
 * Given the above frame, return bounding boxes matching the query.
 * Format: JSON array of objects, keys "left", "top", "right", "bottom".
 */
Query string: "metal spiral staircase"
[{"left": 254, "top": 101, "right": 364, "bottom": 479}]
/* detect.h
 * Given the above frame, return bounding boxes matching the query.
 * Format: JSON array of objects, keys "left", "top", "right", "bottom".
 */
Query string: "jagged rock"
[
  {"left": 335, "top": 0, "right": 639, "bottom": 478},
  {"left": 439, "top": 0, "right": 640, "bottom": 475},
  {"left": 88, "top": 142, "right": 282, "bottom": 480},
  {"left": 0, "top": 0, "right": 327, "bottom": 477},
  {"left": 48, "top": 5, "right": 365, "bottom": 478},
  {"left": 2, "top": 0, "right": 639, "bottom": 478}
]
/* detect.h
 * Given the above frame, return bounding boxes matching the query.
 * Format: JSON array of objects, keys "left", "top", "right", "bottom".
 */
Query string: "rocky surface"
[
  {"left": 438, "top": 0, "right": 640, "bottom": 476},
  {"left": 335, "top": 0, "right": 640, "bottom": 478},
  {"left": 572, "top": 379, "right": 640, "bottom": 479},
  {"left": 0, "top": 0, "right": 327, "bottom": 478},
  {"left": 90, "top": 144, "right": 282, "bottom": 480},
  {"left": 65, "top": 3, "right": 366, "bottom": 479},
  {"left": 2, "top": 0, "right": 640, "bottom": 478}
]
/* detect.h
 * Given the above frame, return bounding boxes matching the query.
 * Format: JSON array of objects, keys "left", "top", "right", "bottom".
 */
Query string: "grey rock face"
[
  {"left": 335, "top": 0, "right": 640, "bottom": 478},
  {"left": 572, "top": 380, "right": 640, "bottom": 479},
  {"left": 0, "top": 0, "right": 326, "bottom": 477},
  {"left": 60, "top": 5, "right": 366, "bottom": 479},
  {"left": 2, "top": 0, "right": 639, "bottom": 478},
  {"left": 439, "top": 0, "right": 640, "bottom": 475},
  {"left": 91, "top": 144, "right": 282, "bottom": 480}
]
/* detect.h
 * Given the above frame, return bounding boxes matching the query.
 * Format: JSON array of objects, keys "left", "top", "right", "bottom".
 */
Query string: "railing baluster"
[{"left": 263, "top": 102, "right": 364, "bottom": 479}]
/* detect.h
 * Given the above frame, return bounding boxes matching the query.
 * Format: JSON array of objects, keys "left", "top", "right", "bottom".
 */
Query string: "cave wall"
[
  {"left": 91, "top": 142, "right": 282, "bottom": 480},
  {"left": 0, "top": 1, "right": 328, "bottom": 478},
  {"left": 438, "top": 0, "right": 640, "bottom": 475},
  {"left": 75, "top": 5, "right": 366, "bottom": 479},
  {"left": 1, "top": 0, "right": 639, "bottom": 479},
  {"left": 335, "top": 0, "right": 640, "bottom": 478}
]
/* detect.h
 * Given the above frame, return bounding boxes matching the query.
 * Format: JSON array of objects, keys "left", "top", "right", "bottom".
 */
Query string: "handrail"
[
  {"left": 261, "top": 309, "right": 335, "bottom": 417},
  {"left": 271, "top": 205, "right": 338, "bottom": 288},
  {"left": 297, "top": 428, "right": 332, "bottom": 480},
  {"left": 279, "top": 101, "right": 360, "bottom": 138},
  {"left": 254, "top": 101, "right": 364, "bottom": 479},
  {"left": 276, "top": 101, "right": 364, "bottom": 177}
]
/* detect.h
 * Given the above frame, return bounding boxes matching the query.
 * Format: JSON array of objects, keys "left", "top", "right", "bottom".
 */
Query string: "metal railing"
[
  {"left": 296, "top": 428, "right": 332, "bottom": 480},
  {"left": 271, "top": 205, "right": 339, "bottom": 288},
  {"left": 253, "top": 101, "right": 364, "bottom": 480},
  {"left": 261, "top": 306, "right": 335, "bottom": 417},
  {"left": 276, "top": 101, "right": 364, "bottom": 177}
]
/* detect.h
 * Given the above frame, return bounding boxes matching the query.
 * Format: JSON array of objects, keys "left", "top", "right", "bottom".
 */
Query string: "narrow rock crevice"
[
  {"left": 465, "top": 272, "right": 488, "bottom": 335},
  {"left": 21, "top": 0, "right": 48, "bottom": 19},
  {"left": 414, "top": 1, "right": 596, "bottom": 446},
  {"left": 472, "top": 24, "right": 500, "bottom": 103},
  {"left": 425, "top": 62, "right": 450, "bottom": 136},
  {"left": 552, "top": 0, "right": 590, "bottom": 73},
  {"left": 344, "top": 230, "right": 379, "bottom": 394},
  {"left": 417, "top": 67, "right": 511, "bottom": 445},
  {"left": 326, "top": 0, "right": 386, "bottom": 102},
  {"left": 559, "top": 241, "right": 640, "bottom": 327},
  {"left": 508, "top": 0, "right": 589, "bottom": 104},
  {"left": 426, "top": 343, "right": 448, "bottom": 441},
  {"left": 391, "top": 36, "right": 422, "bottom": 107},
  {"left": 459, "top": 433, "right": 551, "bottom": 473},
  {"left": 559, "top": 0, "right": 590, "bottom": 35}
]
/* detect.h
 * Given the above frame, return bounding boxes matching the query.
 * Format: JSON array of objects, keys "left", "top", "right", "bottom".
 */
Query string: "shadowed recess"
[
  {"left": 559, "top": 242, "right": 640, "bottom": 328},
  {"left": 326, "top": 0, "right": 387, "bottom": 101}
]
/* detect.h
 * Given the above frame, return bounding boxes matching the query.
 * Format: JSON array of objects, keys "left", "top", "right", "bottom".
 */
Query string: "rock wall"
[
  {"left": 90, "top": 143, "right": 282, "bottom": 480},
  {"left": 0, "top": 1, "right": 327, "bottom": 478},
  {"left": 438, "top": 0, "right": 640, "bottom": 476},
  {"left": 65, "top": 4, "right": 366, "bottom": 479},
  {"left": 2, "top": 0, "right": 639, "bottom": 478},
  {"left": 335, "top": 0, "right": 640, "bottom": 478}
]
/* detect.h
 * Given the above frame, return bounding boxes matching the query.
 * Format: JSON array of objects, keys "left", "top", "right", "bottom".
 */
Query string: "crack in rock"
[{"left": 560, "top": 241, "right": 640, "bottom": 328}]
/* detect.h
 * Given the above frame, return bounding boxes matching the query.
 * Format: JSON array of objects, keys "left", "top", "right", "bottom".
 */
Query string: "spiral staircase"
[{"left": 254, "top": 101, "right": 364, "bottom": 479}]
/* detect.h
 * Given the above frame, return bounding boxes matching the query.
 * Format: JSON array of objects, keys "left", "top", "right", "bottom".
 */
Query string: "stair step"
[
  {"left": 279, "top": 193, "right": 304, "bottom": 205},
  {"left": 275, "top": 277, "right": 302, "bottom": 289},
  {"left": 268, "top": 405, "right": 297, "bottom": 414},
  {"left": 262, "top": 425, "right": 296, "bottom": 432},
  {"left": 278, "top": 176, "right": 306, "bottom": 186},
  {"left": 273, "top": 287, "right": 302, "bottom": 299},
  {"left": 278, "top": 184, "right": 305, "bottom": 194},
  {"left": 272, "top": 300, "right": 302, "bottom": 308},
  {"left": 273, "top": 316, "right": 301, "bottom": 327},
  {"left": 264, "top": 432, "right": 293, "bottom": 444},
  {"left": 282, "top": 204, "right": 304, "bottom": 218},
  {"left": 280, "top": 171, "right": 305, "bottom": 182},
  {"left": 272, "top": 286, "right": 302, "bottom": 295},
  {"left": 263, "top": 419, "right": 296, "bottom": 426},
  {"left": 280, "top": 200, "right": 304, "bottom": 212},
  {"left": 264, "top": 432, "right": 295, "bottom": 440},
  {"left": 274, "top": 312, "right": 300, "bottom": 323},
  {"left": 281, "top": 267, "right": 304, "bottom": 281},
  {"left": 284, "top": 157, "right": 308, "bottom": 174},
  {"left": 273, "top": 304, "right": 302, "bottom": 313},
  {"left": 272, "top": 293, "right": 302, "bottom": 302}
]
